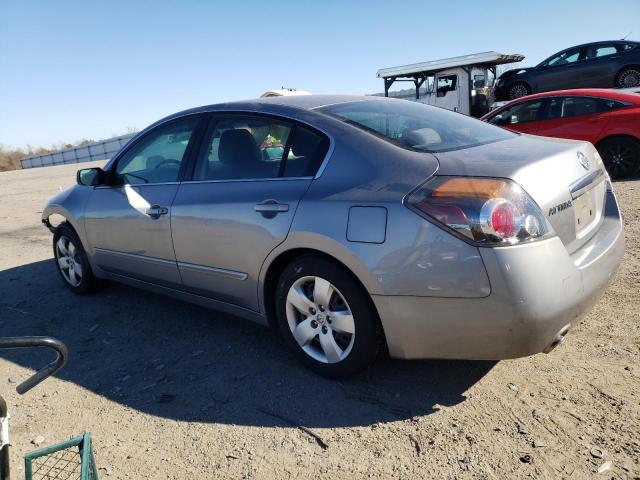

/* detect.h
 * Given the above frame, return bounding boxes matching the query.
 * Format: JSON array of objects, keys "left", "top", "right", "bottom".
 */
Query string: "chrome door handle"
[
  {"left": 146, "top": 205, "right": 168, "bottom": 219},
  {"left": 254, "top": 199, "right": 289, "bottom": 218}
]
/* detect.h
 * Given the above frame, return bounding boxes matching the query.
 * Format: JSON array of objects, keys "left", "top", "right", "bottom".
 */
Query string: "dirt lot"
[{"left": 0, "top": 162, "right": 638, "bottom": 479}]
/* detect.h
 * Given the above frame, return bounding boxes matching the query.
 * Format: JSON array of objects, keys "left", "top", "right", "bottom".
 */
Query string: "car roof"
[
  {"left": 134, "top": 95, "right": 391, "bottom": 141},
  {"left": 151, "top": 95, "right": 380, "bottom": 128},
  {"left": 557, "top": 39, "right": 639, "bottom": 51},
  {"left": 171, "top": 95, "right": 374, "bottom": 117},
  {"left": 488, "top": 89, "right": 640, "bottom": 113}
]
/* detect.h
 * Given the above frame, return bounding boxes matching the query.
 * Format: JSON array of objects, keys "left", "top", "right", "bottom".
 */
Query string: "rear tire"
[
  {"left": 616, "top": 66, "right": 640, "bottom": 88},
  {"left": 597, "top": 137, "right": 640, "bottom": 179},
  {"left": 275, "top": 255, "right": 381, "bottom": 378},
  {"left": 508, "top": 82, "right": 531, "bottom": 100},
  {"left": 53, "top": 223, "right": 101, "bottom": 294}
]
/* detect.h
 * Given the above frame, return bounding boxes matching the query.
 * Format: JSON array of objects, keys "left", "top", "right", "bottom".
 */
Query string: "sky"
[{"left": 1, "top": 0, "right": 639, "bottom": 149}]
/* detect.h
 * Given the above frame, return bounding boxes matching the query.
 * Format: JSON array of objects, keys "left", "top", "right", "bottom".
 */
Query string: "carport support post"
[
  {"left": 414, "top": 77, "right": 425, "bottom": 99},
  {"left": 384, "top": 77, "right": 395, "bottom": 97}
]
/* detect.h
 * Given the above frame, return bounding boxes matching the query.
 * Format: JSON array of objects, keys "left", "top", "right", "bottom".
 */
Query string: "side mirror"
[{"left": 76, "top": 167, "right": 104, "bottom": 186}]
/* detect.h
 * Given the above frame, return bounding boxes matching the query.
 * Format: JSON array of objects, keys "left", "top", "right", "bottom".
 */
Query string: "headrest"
[{"left": 219, "top": 129, "right": 261, "bottom": 165}]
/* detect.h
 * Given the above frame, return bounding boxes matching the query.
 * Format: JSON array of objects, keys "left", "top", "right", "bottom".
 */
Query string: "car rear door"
[
  {"left": 84, "top": 115, "right": 204, "bottom": 288},
  {"left": 581, "top": 44, "right": 621, "bottom": 87},
  {"left": 170, "top": 113, "right": 330, "bottom": 312},
  {"left": 534, "top": 96, "right": 611, "bottom": 142}
]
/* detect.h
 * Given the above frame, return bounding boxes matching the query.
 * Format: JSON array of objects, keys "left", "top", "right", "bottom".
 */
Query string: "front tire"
[
  {"left": 53, "top": 223, "right": 100, "bottom": 294},
  {"left": 275, "top": 255, "right": 381, "bottom": 378},
  {"left": 508, "top": 82, "right": 531, "bottom": 100},
  {"left": 597, "top": 137, "right": 640, "bottom": 179}
]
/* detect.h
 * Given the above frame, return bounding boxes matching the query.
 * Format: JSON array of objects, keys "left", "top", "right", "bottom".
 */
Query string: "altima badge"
[{"left": 577, "top": 151, "right": 589, "bottom": 170}]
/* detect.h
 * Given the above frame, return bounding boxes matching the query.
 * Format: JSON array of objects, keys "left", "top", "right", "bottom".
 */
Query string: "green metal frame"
[{"left": 24, "top": 433, "right": 98, "bottom": 480}]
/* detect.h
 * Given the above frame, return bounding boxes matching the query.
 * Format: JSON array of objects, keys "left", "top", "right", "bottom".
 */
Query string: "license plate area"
[{"left": 574, "top": 189, "right": 596, "bottom": 233}]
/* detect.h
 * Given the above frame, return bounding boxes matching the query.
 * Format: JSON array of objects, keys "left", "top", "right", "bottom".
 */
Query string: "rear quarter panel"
[
  {"left": 258, "top": 124, "right": 492, "bottom": 308},
  {"left": 599, "top": 107, "right": 640, "bottom": 141}
]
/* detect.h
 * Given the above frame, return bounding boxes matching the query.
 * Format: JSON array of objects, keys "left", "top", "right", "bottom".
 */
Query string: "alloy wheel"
[
  {"left": 285, "top": 276, "right": 355, "bottom": 364},
  {"left": 617, "top": 69, "right": 640, "bottom": 88},
  {"left": 55, "top": 236, "right": 83, "bottom": 287},
  {"left": 509, "top": 84, "right": 529, "bottom": 99},
  {"left": 602, "top": 142, "right": 637, "bottom": 178}
]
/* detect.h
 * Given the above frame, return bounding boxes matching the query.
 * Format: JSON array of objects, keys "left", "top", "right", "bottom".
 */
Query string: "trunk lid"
[{"left": 434, "top": 134, "right": 608, "bottom": 253}]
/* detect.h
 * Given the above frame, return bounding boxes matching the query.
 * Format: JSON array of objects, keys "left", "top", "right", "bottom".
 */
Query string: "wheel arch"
[
  {"left": 595, "top": 133, "right": 640, "bottom": 150},
  {"left": 260, "top": 244, "right": 387, "bottom": 349},
  {"left": 615, "top": 64, "right": 640, "bottom": 84},
  {"left": 508, "top": 80, "right": 532, "bottom": 96},
  {"left": 43, "top": 204, "right": 83, "bottom": 239}
]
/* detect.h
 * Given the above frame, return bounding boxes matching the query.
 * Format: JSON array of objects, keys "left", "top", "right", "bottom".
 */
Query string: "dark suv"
[{"left": 495, "top": 40, "right": 640, "bottom": 100}]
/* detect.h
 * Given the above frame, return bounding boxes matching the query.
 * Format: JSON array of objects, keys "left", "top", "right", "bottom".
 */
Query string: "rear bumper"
[{"left": 374, "top": 190, "right": 625, "bottom": 360}]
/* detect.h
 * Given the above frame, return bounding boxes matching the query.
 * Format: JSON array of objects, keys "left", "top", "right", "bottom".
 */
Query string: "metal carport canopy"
[{"left": 376, "top": 51, "right": 525, "bottom": 79}]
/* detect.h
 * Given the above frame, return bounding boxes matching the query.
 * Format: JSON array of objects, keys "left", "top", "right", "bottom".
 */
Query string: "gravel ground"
[{"left": 0, "top": 162, "right": 638, "bottom": 479}]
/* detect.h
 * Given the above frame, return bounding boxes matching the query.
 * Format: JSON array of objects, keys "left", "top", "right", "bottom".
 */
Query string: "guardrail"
[{"left": 20, "top": 134, "right": 135, "bottom": 169}]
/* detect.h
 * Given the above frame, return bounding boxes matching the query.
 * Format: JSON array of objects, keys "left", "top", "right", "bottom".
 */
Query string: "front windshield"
[{"left": 318, "top": 99, "right": 515, "bottom": 153}]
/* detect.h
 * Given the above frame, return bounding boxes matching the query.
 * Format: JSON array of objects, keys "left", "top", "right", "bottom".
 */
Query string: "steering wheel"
[{"left": 155, "top": 159, "right": 181, "bottom": 169}]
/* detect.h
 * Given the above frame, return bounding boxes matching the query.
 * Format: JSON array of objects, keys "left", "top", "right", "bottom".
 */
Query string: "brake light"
[{"left": 406, "top": 176, "right": 552, "bottom": 246}]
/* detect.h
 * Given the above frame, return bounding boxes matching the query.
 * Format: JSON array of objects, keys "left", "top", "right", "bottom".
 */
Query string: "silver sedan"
[{"left": 43, "top": 95, "right": 625, "bottom": 377}]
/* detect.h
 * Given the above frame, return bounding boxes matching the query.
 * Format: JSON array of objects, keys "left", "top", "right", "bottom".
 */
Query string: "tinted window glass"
[
  {"left": 601, "top": 99, "right": 628, "bottom": 110},
  {"left": 623, "top": 43, "right": 637, "bottom": 51},
  {"left": 284, "top": 126, "right": 329, "bottom": 177},
  {"left": 544, "top": 98, "right": 563, "bottom": 120},
  {"left": 319, "top": 100, "right": 515, "bottom": 153},
  {"left": 194, "top": 116, "right": 292, "bottom": 181},
  {"left": 585, "top": 45, "right": 617, "bottom": 59},
  {"left": 560, "top": 97, "right": 601, "bottom": 117},
  {"left": 547, "top": 48, "right": 581, "bottom": 66},
  {"left": 115, "top": 117, "right": 198, "bottom": 185},
  {"left": 489, "top": 101, "right": 543, "bottom": 125}
]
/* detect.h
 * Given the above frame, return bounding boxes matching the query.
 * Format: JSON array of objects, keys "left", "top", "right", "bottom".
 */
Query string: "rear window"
[{"left": 318, "top": 99, "right": 515, "bottom": 153}]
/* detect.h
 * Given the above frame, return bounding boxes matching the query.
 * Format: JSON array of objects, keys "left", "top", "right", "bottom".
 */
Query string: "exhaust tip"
[{"left": 543, "top": 324, "right": 571, "bottom": 354}]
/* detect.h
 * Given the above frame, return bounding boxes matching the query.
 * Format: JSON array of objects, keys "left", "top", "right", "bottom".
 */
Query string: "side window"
[
  {"left": 436, "top": 75, "right": 457, "bottom": 97},
  {"left": 115, "top": 117, "right": 198, "bottom": 185},
  {"left": 585, "top": 45, "right": 618, "bottom": 59},
  {"left": 547, "top": 48, "right": 581, "bottom": 67},
  {"left": 623, "top": 43, "right": 637, "bottom": 52},
  {"left": 600, "top": 99, "right": 628, "bottom": 110},
  {"left": 284, "top": 126, "right": 329, "bottom": 177},
  {"left": 560, "top": 97, "right": 600, "bottom": 118},
  {"left": 543, "top": 98, "right": 563, "bottom": 120},
  {"left": 194, "top": 115, "right": 292, "bottom": 181},
  {"left": 490, "top": 101, "right": 543, "bottom": 125}
]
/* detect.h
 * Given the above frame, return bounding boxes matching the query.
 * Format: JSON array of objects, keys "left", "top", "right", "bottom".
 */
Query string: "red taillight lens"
[
  {"left": 480, "top": 199, "right": 520, "bottom": 239},
  {"left": 406, "top": 176, "right": 552, "bottom": 246}
]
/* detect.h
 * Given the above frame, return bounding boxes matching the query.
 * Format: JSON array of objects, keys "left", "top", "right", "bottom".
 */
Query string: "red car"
[{"left": 482, "top": 89, "right": 640, "bottom": 178}]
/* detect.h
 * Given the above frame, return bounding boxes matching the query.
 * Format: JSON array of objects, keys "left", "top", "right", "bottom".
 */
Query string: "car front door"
[
  {"left": 534, "top": 96, "right": 611, "bottom": 142},
  {"left": 84, "top": 116, "right": 203, "bottom": 288},
  {"left": 170, "top": 114, "right": 329, "bottom": 311},
  {"left": 487, "top": 99, "right": 545, "bottom": 135},
  {"left": 534, "top": 47, "right": 584, "bottom": 91}
]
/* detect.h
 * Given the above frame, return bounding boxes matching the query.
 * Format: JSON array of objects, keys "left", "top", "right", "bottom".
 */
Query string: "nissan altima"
[{"left": 43, "top": 96, "right": 625, "bottom": 377}]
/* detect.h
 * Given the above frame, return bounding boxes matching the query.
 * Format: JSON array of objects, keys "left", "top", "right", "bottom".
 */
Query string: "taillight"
[{"left": 406, "top": 176, "right": 553, "bottom": 246}]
